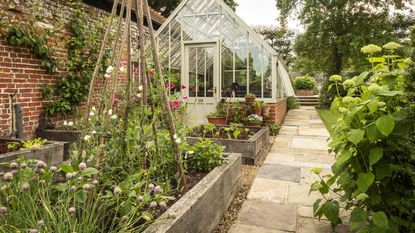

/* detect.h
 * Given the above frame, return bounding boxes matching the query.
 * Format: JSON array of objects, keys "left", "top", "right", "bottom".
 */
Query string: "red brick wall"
[
  {"left": 267, "top": 98, "right": 287, "bottom": 125},
  {"left": 0, "top": 0, "right": 146, "bottom": 138},
  {"left": 295, "top": 89, "right": 314, "bottom": 96}
]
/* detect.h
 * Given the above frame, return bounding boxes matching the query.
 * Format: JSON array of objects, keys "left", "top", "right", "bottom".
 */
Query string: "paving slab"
[
  {"left": 247, "top": 178, "right": 289, "bottom": 202},
  {"left": 236, "top": 200, "right": 297, "bottom": 232},
  {"left": 257, "top": 163, "right": 301, "bottom": 183},
  {"left": 291, "top": 136, "right": 329, "bottom": 150},
  {"left": 229, "top": 224, "right": 291, "bottom": 233}
]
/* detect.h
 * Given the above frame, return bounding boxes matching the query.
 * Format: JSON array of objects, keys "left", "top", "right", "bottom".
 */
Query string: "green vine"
[
  {"left": 43, "top": 0, "right": 109, "bottom": 115},
  {"left": 4, "top": 24, "right": 58, "bottom": 73}
]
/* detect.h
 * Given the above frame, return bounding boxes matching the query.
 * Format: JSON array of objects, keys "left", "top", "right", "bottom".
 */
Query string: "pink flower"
[
  {"left": 165, "top": 83, "right": 175, "bottom": 89},
  {"left": 183, "top": 96, "right": 188, "bottom": 100},
  {"left": 113, "top": 96, "right": 119, "bottom": 105},
  {"left": 181, "top": 83, "right": 187, "bottom": 89},
  {"left": 149, "top": 69, "right": 155, "bottom": 77},
  {"left": 133, "top": 67, "right": 139, "bottom": 73}
]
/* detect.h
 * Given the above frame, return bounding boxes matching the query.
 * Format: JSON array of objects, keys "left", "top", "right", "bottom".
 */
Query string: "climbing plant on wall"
[{"left": 43, "top": 0, "right": 109, "bottom": 115}]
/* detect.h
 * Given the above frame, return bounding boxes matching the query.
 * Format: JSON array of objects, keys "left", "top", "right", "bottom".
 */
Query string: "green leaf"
[
  {"left": 60, "top": 164, "right": 74, "bottom": 173},
  {"left": 336, "top": 150, "right": 352, "bottom": 165},
  {"left": 347, "top": 129, "right": 365, "bottom": 145},
  {"left": 392, "top": 111, "right": 408, "bottom": 121},
  {"left": 367, "top": 99, "right": 378, "bottom": 113},
  {"left": 82, "top": 167, "right": 99, "bottom": 176},
  {"left": 369, "top": 147, "right": 383, "bottom": 166},
  {"left": 75, "top": 191, "right": 87, "bottom": 204},
  {"left": 369, "top": 57, "right": 385, "bottom": 63},
  {"left": 350, "top": 207, "right": 368, "bottom": 230},
  {"left": 366, "top": 124, "right": 382, "bottom": 142},
  {"left": 357, "top": 172, "right": 375, "bottom": 192},
  {"left": 372, "top": 211, "right": 388, "bottom": 229},
  {"left": 321, "top": 201, "right": 340, "bottom": 224},
  {"left": 376, "top": 115, "right": 395, "bottom": 136}
]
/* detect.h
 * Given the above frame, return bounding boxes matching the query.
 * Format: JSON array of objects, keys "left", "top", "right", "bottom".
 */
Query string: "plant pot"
[
  {"left": 254, "top": 107, "right": 262, "bottom": 116},
  {"left": 245, "top": 96, "right": 256, "bottom": 104},
  {"left": 295, "top": 89, "right": 314, "bottom": 96},
  {"left": 207, "top": 117, "right": 227, "bottom": 125},
  {"left": 262, "top": 106, "right": 270, "bottom": 117},
  {"left": 246, "top": 121, "right": 261, "bottom": 127}
]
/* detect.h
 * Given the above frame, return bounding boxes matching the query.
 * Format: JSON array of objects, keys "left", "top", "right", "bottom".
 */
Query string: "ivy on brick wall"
[
  {"left": 43, "top": 0, "right": 109, "bottom": 115},
  {"left": 4, "top": 23, "right": 58, "bottom": 73}
]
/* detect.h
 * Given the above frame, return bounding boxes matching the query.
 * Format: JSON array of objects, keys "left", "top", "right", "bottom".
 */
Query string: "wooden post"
[
  {"left": 143, "top": 0, "right": 186, "bottom": 189},
  {"left": 136, "top": 0, "right": 148, "bottom": 105}
]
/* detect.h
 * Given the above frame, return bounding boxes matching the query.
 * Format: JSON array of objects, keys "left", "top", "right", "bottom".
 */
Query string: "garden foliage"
[
  {"left": 293, "top": 75, "right": 316, "bottom": 89},
  {"left": 311, "top": 42, "right": 415, "bottom": 232}
]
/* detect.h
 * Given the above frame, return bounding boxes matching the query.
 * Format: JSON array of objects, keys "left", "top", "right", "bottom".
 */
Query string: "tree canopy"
[
  {"left": 149, "top": 0, "right": 238, "bottom": 17},
  {"left": 277, "top": 0, "right": 415, "bottom": 75},
  {"left": 254, "top": 26, "right": 294, "bottom": 65}
]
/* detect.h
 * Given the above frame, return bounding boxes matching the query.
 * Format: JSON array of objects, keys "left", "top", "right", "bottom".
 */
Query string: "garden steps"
[
  {"left": 229, "top": 107, "right": 350, "bottom": 233},
  {"left": 296, "top": 95, "right": 319, "bottom": 106}
]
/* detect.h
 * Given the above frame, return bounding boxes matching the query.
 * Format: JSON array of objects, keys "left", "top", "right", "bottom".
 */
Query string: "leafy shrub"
[
  {"left": 319, "top": 75, "right": 347, "bottom": 108},
  {"left": 311, "top": 43, "right": 415, "bottom": 232},
  {"left": 293, "top": 75, "right": 316, "bottom": 89},
  {"left": 185, "top": 139, "right": 226, "bottom": 172},
  {"left": 287, "top": 96, "right": 299, "bottom": 110},
  {"left": 269, "top": 123, "right": 281, "bottom": 136}
]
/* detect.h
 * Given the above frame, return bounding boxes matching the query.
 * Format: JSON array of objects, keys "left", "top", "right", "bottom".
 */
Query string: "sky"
[{"left": 235, "top": 0, "right": 303, "bottom": 33}]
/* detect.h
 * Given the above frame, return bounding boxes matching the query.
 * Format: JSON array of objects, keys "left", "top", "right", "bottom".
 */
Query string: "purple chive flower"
[
  {"left": 70, "top": 186, "right": 77, "bottom": 192},
  {"left": 37, "top": 220, "right": 44, "bottom": 227},
  {"left": 0, "top": 206, "right": 7, "bottom": 215},
  {"left": 137, "top": 196, "right": 144, "bottom": 202},
  {"left": 10, "top": 170, "right": 17, "bottom": 176},
  {"left": 149, "top": 201, "right": 157, "bottom": 208},
  {"left": 20, "top": 163, "right": 27, "bottom": 169},
  {"left": 22, "top": 183, "right": 30, "bottom": 191},
  {"left": 35, "top": 168, "right": 45, "bottom": 174},
  {"left": 68, "top": 207, "right": 76, "bottom": 215},
  {"left": 159, "top": 201, "right": 167, "bottom": 209},
  {"left": 148, "top": 184, "right": 155, "bottom": 190},
  {"left": 10, "top": 162, "right": 18, "bottom": 169},
  {"left": 153, "top": 186, "right": 162, "bottom": 194},
  {"left": 114, "top": 187, "right": 122, "bottom": 195},
  {"left": 78, "top": 162, "right": 87, "bottom": 170},
  {"left": 2, "top": 172, "right": 13, "bottom": 181},
  {"left": 36, "top": 161, "right": 46, "bottom": 169},
  {"left": 66, "top": 173, "right": 74, "bottom": 179},
  {"left": 50, "top": 166, "right": 57, "bottom": 172}
]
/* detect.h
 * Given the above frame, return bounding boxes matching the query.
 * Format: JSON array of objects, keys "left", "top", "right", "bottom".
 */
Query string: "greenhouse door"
[{"left": 183, "top": 42, "right": 219, "bottom": 125}]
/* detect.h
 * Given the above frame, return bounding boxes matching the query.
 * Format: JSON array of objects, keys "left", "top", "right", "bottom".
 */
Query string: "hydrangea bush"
[{"left": 311, "top": 43, "right": 415, "bottom": 232}]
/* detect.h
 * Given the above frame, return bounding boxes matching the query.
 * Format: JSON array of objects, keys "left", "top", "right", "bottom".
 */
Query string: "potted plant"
[
  {"left": 244, "top": 93, "right": 256, "bottom": 104},
  {"left": 207, "top": 103, "right": 227, "bottom": 125},
  {"left": 262, "top": 103, "right": 270, "bottom": 117},
  {"left": 253, "top": 101, "right": 263, "bottom": 116},
  {"left": 293, "top": 75, "right": 317, "bottom": 96},
  {"left": 245, "top": 114, "right": 263, "bottom": 127}
]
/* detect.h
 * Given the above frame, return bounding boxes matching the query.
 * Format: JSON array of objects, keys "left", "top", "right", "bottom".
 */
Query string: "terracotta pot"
[
  {"left": 207, "top": 117, "right": 227, "bottom": 125},
  {"left": 262, "top": 106, "right": 270, "bottom": 117},
  {"left": 246, "top": 121, "right": 261, "bottom": 127},
  {"left": 245, "top": 96, "right": 256, "bottom": 104},
  {"left": 254, "top": 107, "right": 262, "bottom": 116}
]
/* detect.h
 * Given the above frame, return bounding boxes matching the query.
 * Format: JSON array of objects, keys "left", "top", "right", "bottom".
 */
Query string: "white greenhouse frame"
[{"left": 152, "top": 0, "right": 295, "bottom": 124}]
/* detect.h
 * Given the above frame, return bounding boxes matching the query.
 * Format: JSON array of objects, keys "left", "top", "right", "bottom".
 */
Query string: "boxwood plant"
[{"left": 310, "top": 42, "right": 415, "bottom": 232}]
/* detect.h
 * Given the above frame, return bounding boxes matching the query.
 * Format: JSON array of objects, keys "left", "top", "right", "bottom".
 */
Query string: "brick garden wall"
[
  {"left": 0, "top": 0, "right": 154, "bottom": 138},
  {"left": 267, "top": 98, "right": 287, "bottom": 125}
]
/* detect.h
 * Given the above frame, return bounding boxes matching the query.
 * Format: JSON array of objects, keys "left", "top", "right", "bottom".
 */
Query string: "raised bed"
[
  {"left": 187, "top": 127, "right": 270, "bottom": 165},
  {"left": 35, "top": 129, "right": 80, "bottom": 160},
  {"left": 0, "top": 138, "right": 65, "bottom": 171},
  {"left": 144, "top": 153, "right": 242, "bottom": 233}
]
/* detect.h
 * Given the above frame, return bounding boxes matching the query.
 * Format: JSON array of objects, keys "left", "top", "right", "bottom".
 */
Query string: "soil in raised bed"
[{"left": 189, "top": 125, "right": 259, "bottom": 140}]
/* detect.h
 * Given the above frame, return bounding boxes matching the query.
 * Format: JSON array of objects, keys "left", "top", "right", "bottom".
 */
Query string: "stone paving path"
[{"left": 229, "top": 107, "right": 349, "bottom": 233}]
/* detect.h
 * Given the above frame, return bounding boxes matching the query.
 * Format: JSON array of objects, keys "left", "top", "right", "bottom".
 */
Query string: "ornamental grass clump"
[{"left": 311, "top": 43, "right": 415, "bottom": 232}]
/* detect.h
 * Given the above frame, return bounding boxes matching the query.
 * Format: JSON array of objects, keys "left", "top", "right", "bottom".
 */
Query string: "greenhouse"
[{"left": 154, "top": 0, "right": 295, "bottom": 124}]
